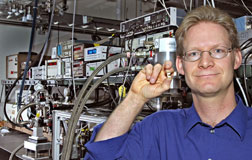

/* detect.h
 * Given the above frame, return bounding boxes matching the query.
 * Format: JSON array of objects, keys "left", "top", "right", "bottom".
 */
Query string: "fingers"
[
  {"left": 163, "top": 61, "right": 173, "bottom": 70},
  {"left": 142, "top": 61, "right": 174, "bottom": 84},
  {"left": 160, "top": 77, "right": 172, "bottom": 91},
  {"left": 145, "top": 64, "right": 153, "bottom": 80},
  {"left": 164, "top": 61, "right": 174, "bottom": 79},
  {"left": 150, "top": 64, "right": 162, "bottom": 84},
  {"left": 144, "top": 63, "right": 162, "bottom": 84},
  {"left": 134, "top": 61, "right": 174, "bottom": 99}
]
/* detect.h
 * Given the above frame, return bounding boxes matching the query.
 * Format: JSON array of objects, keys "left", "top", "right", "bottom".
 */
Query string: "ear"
[
  {"left": 176, "top": 56, "right": 185, "bottom": 75},
  {"left": 234, "top": 49, "right": 242, "bottom": 70}
]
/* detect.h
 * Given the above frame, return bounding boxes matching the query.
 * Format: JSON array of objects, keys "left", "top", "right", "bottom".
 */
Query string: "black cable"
[
  {"left": 5, "top": 0, "right": 56, "bottom": 126},
  {"left": 241, "top": 38, "right": 252, "bottom": 51},
  {"left": 232, "top": 0, "right": 252, "bottom": 15},
  {"left": 106, "top": 79, "right": 118, "bottom": 106},
  {"left": 141, "top": 57, "right": 149, "bottom": 65},
  {"left": 0, "top": 84, "right": 4, "bottom": 103},
  {"left": 58, "top": 23, "right": 60, "bottom": 46},
  {"left": 105, "top": 35, "right": 119, "bottom": 107},
  {"left": 241, "top": 38, "right": 252, "bottom": 48},
  {"left": 17, "top": 0, "right": 39, "bottom": 111},
  {"left": 4, "top": 40, "right": 47, "bottom": 126},
  {"left": 3, "top": 54, "right": 40, "bottom": 127},
  {"left": 145, "top": 102, "right": 156, "bottom": 111},
  {"left": 243, "top": 51, "right": 252, "bottom": 106},
  {"left": 242, "top": 44, "right": 252, "bottom": 52},
  {"left": 55, "top": 81, "right": 65, "bottom": 98},
  {"left": 62, "top": 0, "right": 68, "bottom": 11},
  {"left": 85, "top": 97, "right": 113, "bottom": 107},
  {"left": 127, "top": 24, "right": 136, "bottom": 52},
  {"left": 136, "top": 46, "right": 147, "bottom": 52}
]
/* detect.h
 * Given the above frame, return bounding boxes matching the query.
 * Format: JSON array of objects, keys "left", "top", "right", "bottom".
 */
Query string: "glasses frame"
[{"left": 183, "top": 46, "right": 233, "bottom": 62}]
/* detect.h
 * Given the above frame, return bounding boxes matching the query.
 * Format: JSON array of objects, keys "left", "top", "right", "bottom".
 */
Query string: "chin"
[
  {"left": 192, "top": 85, "right": 220, "bottom": 96},
  {"left": 196, "top": 82, "right": 218, "bottom": 89},
  {"left": 200, "top": 90, "right": 219, "bottom": 96},
  {"left": 192, "top": 89, "right": 219, "bottom": 97}
]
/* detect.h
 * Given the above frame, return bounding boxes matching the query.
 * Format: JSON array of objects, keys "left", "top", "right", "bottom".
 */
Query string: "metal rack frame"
[{"left": 52, "top": 110, "right": 106, "bottom": 160}]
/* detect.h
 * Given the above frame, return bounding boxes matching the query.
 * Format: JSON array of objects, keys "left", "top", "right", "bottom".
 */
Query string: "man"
[{"left": 84, "top": 6, "right": 252, "bottom": 160}]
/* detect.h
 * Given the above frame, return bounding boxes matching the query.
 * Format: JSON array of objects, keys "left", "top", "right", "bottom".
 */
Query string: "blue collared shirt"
[{"left": 84, "top": 95, "right": 252, "bottom": 160}]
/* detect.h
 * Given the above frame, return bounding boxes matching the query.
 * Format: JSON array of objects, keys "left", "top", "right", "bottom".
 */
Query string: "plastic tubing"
[
  {"left": 61, "top": 53, "right": 126, "bottom": 158},
  {"left": 62, "top": 67, "right": 129, "bottom": 160}
]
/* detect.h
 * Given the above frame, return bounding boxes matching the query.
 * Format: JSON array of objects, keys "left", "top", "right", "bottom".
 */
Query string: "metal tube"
[{"left": 116, "top": 0, "right": 121, "bottom": 20}]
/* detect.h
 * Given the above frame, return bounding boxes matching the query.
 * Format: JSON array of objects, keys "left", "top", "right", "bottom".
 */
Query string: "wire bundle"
[
  {"left": 236, "top": 38, "right": 252, "bottom": 107},
  {"left": 242, "top": 38, "right": 252, "bottom": 106},
  {"left": 4, "top": 0, "right": 57, "bottom": 127},
  {"left": 61, "top": 54, "right": 127, "bottom": 159}
]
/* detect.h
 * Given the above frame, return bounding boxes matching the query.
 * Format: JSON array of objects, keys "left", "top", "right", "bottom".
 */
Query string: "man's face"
[{"left": 176, "top": 22, "right": 242, "bottom": 97}]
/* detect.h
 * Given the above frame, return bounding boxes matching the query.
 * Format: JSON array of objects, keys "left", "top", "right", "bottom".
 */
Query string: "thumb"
[{"left": 156, "top": 77, "right": 172, "bottom": 94}]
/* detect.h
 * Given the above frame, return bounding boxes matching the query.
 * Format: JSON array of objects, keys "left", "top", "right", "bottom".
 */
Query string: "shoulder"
[
  {"left": 141, "top": 108, "right": 188, "bottom": 125},
  {"left": 246, "top": 106, "right": 252, "bottom": 119},
  {"left": 132, "top": 109, "right": 189, "bottom": 137},
  {"left": 241, "top": 105, "right": 252, "bottom": 129},
  {"left": 244, "top": 107, "right": 252, "bottom": 134}
]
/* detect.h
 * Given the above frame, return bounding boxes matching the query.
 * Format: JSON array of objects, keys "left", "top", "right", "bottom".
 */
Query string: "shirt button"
[{"left": 210, "top": 129, "right": 215, "bottom": 134}]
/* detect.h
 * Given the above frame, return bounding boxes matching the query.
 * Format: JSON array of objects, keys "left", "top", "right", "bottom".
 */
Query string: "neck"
[{"left": 192, "top": 87, "right": 237, "bottom": 127}]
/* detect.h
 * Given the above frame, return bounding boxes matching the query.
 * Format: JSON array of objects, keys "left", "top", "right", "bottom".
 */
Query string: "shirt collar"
[
  {"left": 219, "top": 95, "right": 248, "bottom": 140},
  {"left": 184, "top": 95, "right": 248, "bottom": 140},
  {"left": 184, "top": 103, "right": 202, "bottom": 136}
]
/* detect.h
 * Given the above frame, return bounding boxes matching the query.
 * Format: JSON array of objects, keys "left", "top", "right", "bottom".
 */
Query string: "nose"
[{"left": 198, "top": 51, "right": 215, "bottom": 69}]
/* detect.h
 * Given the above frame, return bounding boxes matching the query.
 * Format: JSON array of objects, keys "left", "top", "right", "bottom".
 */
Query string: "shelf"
[{"left": 1, "top": 75, "right": 135, "bottom": 86}]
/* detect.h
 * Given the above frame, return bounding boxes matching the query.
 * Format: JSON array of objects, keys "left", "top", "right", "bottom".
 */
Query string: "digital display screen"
[
  {"left": 48, "top": 62, "right": 57, "bottom": 66},
  {"left": 74, "top": 47, "right": 81, "bottom": 51},
  {"left": 144, "top": 16, "right": 151, "bottom": 24},
  {"left": 88, "top": 49, "right": 97, "bottom": 55},
  {"left": 144, "top": 16, "right": 150, "bottom": 22},
  {"left": 74, "top": 64, "right": 80, "bottom": 67}
]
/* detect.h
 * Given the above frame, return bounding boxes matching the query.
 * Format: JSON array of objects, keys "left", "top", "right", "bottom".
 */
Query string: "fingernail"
[
  {"left": 147, "top": 76, "right": 150, "bottom": 79},
  {"left": 166, "top": 71, "right": 171, "bottom": 76},
  {"left": 150, "top": 78, "right": 155, "bottom": 83}
]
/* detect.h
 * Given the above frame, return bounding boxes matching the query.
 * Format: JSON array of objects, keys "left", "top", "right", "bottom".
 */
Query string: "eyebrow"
[{"left": 185, "top": 44, "right": 230, "bottom": 51}]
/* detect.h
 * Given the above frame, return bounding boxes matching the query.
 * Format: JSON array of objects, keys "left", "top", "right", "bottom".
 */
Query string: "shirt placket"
[{"left": 206, "top": 127, "right": 216, "bottom": 160}]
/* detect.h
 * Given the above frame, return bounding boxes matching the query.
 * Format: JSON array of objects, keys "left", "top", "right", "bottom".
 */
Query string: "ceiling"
[
  {"left": 157, "top": 0, "right": 252, "bottom": 18},
  {"left": 0, "top": 0, "right": 251, "bottom": 36}
]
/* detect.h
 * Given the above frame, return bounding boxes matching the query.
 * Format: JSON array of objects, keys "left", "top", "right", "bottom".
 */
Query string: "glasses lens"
[
  {"left": 210, "top": 47, "right": 230, "bottom": 59},
  {"left": 184, "top": 51, "right": 201, "bottom": 61},
  {"left": 184, "top": 47, "right": 232, "bottom": 61}
]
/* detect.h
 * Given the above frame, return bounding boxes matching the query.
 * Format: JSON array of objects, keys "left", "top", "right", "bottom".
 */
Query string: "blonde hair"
[{"left": 175, "top": 6, "right": 239, "bottom": 57}]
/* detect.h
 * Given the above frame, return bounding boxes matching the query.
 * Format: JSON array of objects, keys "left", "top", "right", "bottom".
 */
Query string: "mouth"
[
  {"left": 196, "top": 74, "right": 218, "bottom": 78},
  {"left": 196, "top": 73, "right": 219, "bottom": 78}
]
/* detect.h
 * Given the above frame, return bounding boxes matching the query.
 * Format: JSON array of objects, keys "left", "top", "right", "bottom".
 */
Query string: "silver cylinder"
[{"left": 154, "top": 37, "right": 181, "bottom": 90}]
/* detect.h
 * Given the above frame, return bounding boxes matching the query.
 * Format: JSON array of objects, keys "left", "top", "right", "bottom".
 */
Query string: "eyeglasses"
[{"left": 183, "top": 46, "right": 233, "bottom": 62}]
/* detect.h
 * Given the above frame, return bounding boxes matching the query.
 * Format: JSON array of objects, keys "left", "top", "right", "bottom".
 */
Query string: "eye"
[
  {"left": 187, "top": 51, "right": 199, "bottom": 57},
  {"left": 213, "top": 48, "right": 226, "bottom": 54}
]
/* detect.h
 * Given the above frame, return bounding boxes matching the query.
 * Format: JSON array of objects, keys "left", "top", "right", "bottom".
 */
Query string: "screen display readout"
[
  {"left": 48, "top": 62, "right": 57, "bottom": 66},
  {"left": 87, "top": 49, "right": 97, "bottom": 55}
]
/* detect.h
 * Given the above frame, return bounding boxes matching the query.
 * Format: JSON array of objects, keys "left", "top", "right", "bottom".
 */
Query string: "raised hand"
[{"left": 129, "top": 61, "right": 174, "bottom": 103}]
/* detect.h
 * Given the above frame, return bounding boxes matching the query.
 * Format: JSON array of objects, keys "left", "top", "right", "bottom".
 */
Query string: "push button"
[{"left": 210, "top": 129, "right": 215, "bottom": 134}]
